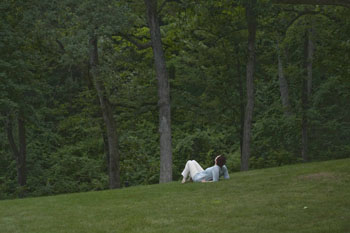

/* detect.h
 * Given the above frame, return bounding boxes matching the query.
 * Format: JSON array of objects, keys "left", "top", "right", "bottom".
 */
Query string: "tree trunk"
[
  {"left": 144, "top": 0, "right": 173, "bottom": 183},
  {"left": 306, "top": 28, "right": 314, "bottom": 98},
  {"left": 102, "top": 129, "right": 110, "bottom": 173},
  {"left": 236, "top": 57, "right": 245, "bottom": 155},
  {"left": 6, "top": 112, "right": 27, "bottom": 189},
  {"left": 17, "top": 112, "right": 26, "bottom": 187},
  {"left": 241, "top": 0, "right": 257, "bottom": 171},
  {"left": 301, "top": 27, "right": 314, "bottom": 162},
  {"left": 277, "top": 41, "right": 292, "bottom": 116},
  {"left": 89, "top": 36, "right": 121, "bottom": 189}
]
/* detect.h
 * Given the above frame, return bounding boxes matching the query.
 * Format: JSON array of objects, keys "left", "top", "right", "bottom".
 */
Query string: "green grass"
[{"left": 1, "top": 159, "right": 350, "bottom": 233}]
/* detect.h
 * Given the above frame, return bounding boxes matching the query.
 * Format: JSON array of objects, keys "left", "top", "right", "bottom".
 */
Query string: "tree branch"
[
  {"left": 115, "top": 33, "right": 152, "bottom": 50},
  {"left": 56, "top": 39, "right": 65, "bottom": 53},
  {"left": 285, "top": 10, "right": 320, "bottom": 32},
  {"left": 6, "top": 115, "right": 20, "bottom": 161},
  {"left": 272, "top": 0, "right": 350, "bottom": 7},
  {"left": 157, "top": 0, "right": 181, "bottom": 15}
]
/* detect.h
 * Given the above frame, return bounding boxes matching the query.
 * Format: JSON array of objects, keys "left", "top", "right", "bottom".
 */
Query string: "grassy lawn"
[{"left": 1, "top": 158, "right": 349, "bottom": 233}]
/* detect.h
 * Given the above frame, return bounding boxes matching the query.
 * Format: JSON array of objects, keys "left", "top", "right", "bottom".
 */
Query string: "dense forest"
[{"left": 1, "top": 0, "right": 349, "bottom": 199}]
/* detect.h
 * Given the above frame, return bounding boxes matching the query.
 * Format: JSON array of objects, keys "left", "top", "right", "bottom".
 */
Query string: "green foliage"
[
  {"left": 251, "top": 103, "right": 301, "bottom": 168},
  {"left": 309, "top": 75, "right": 350, "bottom": 160},
  {"left": 119, "top": 119, "right": 160, "bottom": 186}
]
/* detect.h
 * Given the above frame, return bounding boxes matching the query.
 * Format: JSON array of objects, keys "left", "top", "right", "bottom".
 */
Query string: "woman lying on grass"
[{"left": 181, "top": 155, "right": 230, "bottom": 183}]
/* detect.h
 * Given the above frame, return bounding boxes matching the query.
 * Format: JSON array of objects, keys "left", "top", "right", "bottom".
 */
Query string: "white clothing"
[{"left": 181, "top": 160, "right": 204, "bottom": 180}]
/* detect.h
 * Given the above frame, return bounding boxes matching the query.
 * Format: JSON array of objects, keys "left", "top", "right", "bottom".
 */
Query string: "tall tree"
[
  {"left": 89, "top": 35, "right": 121, "bottom": 188},
  {"left": 301, "top": 25, "right": 315, "bottom": 162},
  {"left": 276, "top": 41, "right": 292, "bottom": 116},
  {"left": 48, "top": 0, "right": 129, "bottom": 189},
  {"left": 5, "top": 112, "right": 27, "bottom": 190},
  {"left": 241, "top": 0, "right": 257, "bottom": 171},
  {"left": 0, "top": 0, "right": 39, "bottom": 194},
  {"left": 144, "top": 0, "right": 173, "bottom": 183}
]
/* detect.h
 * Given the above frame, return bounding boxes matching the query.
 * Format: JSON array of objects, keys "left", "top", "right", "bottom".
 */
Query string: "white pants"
[{"left": 181, "top": 160, "right": 204, "bottom": 180}]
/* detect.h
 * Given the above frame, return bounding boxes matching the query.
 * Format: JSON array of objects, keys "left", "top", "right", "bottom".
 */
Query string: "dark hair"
[{"left": 216, "top": 155, "right": 226, "bottom": 168}]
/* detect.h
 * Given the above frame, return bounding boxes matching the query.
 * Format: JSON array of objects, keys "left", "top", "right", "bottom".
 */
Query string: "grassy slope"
[{"left": 0, "top": 159, "right": 349, "bottom": 233}]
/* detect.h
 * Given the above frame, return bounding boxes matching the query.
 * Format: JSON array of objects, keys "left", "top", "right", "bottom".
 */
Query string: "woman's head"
[{"left": 215, "top": 155, "right": 226, "bottom": 168}]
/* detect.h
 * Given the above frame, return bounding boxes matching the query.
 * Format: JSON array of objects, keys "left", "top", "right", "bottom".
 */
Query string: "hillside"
[{"left": 0, "top": 159, "right": 349, "bottom": 233}]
